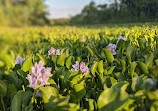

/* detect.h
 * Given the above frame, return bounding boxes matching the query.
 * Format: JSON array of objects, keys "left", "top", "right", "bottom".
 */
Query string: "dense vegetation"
[
  {"left": 0, "top": 25, "right": 158, "bottom": 111},
  {"left": 71, "top": 0, "right": 158, "bottom": 24},
  {"left": 0, "top": 0, "right": 49, "bottom": 26}
]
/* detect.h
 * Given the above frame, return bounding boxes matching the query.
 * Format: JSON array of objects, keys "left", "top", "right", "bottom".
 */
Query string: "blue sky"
[{"left": 45, "top": 0, "right": 112, "bottom": 19}]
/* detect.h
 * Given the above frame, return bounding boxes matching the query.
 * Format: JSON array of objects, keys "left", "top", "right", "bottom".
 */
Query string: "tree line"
[{"left": 70, "top": 0, "right": 158, "bottom": 24}]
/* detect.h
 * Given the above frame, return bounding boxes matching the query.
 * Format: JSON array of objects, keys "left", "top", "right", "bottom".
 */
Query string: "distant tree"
[
  {"left": 0, "top": 0, "right": 50, "bottom": 26},
  {"left": 70, "top": 0, "right": 158, "bottom": 24}
]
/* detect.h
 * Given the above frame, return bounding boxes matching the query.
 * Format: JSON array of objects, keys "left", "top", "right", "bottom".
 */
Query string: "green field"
[{"left": 0, "top": 25, "right": 158, "bottom": 111}]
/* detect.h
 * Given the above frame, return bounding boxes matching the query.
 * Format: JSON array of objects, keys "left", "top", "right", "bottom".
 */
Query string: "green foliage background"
[{"left": 0, "top": 0, "right": 49, "bottom": 26}]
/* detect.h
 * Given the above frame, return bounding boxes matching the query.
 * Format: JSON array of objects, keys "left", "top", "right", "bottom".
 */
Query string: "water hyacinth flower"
[
  {"left": 81, "top": 39, "right": 86, "bottom": 43},
  {"left": 117, "top": 35, "right": 126, "bottom": 43},
  {"left": 26, "top": 61, "right": 52, "bottom": 89},
  {"left": 107, "top": 43, "right": 117, "bottom": 55},
  {"left": 71, "top": 61, "right": 79, "bottom": 72},
  {"left": 48, "top": 47, "right": 60, "bottom": 55},
  {"left": 147, "top": 78, "right": 154, "bottom": 85},
  {"left": 80, "top": 62, "right": 89, "bottom": 76},
  {"left": 71, "top": 61, "right": 89, "bottom": 76},
  {"left": 15, "top": 57, "right": 25, "bottom": 66}
]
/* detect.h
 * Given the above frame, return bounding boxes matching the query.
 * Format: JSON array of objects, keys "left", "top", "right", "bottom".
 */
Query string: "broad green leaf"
[
  {"left": 0, "top": 61, "right": 4, "bottom": 67},
  {"left": 66, "top": 56, "right": 73, "bottom": 69},
  {"left": 6, "top": 72, "right": 19, "bottom": 86},
  {"left": 36, "top": 53, "right": 46, "bottom": 65},
  {"left": 21, "top": 57, "right": 32, "bottom": 72},
  {"left": 22, "top": 91, "right": 33, "bottom": 107},
  {"left": 150, "top": 101, "right": 158, "bottom": 111},
  {"left": 88, "top": 99, "right": 97, "bottom": 111},
  {"left": 129, "top": 62, "right": 137, "bottom": 78},
  {"left": 97, "top": 88, "right": 129, "bottom": 111},
  {"left": 131, "top": 76, "right": 143, "bottom": 91},
  {"left": 69, "top": 70, "right": 79, "bottom": 80},
  {"left": 11, "top": 90, "right": 23, "bottom": 111},
  {"left": 73, "top": 84, "right": 86, "bottom": 100},
  {"left": 124, "top": 52, "right": 131, "bottom": 63},
  {"left": 121, "top": 60, "right": 126, "bottom": 75},
  {"left": 57, "top": 53, "right": 66, "bottom": 66},
  {"left": 134, "top": 90, "right": 146, "bottom": 103},
  {"left": 0, "top": 80, "right": 7, "bottom": 97},
  {"left": 104, "top": 77, "right": 117, "bottom": 88},
  {"left": 40, "top": 86, "right": 58, "bottom": 103},
  {"left": 107, "top": 66, "right": 116, "bottom": 75},
  {"left": 145, "top": 53, "right": 154, "bottom": 69},
  {"left": 98, "top": 60, "right": 104, "bottom": 74},
  {"left": 147, "top": 90, "right": 158, "bottom": 100},
  {"left": 70, "top": 74, "right": 83, "bottom": 86},
  {"left": 91, "top": 62, "right": 98, "bottom": 76},
  {"left": 138, "top": 61, "right": 149, "bottom": 74},
  {"left": 104, "top": 49, "right": 114, "bottom": 63},
  {"left": 86, "top": 46, "right": 94, "bottom": 56},
  {"left": 7, "top": 84, "right": 17, "bottom": 100}
]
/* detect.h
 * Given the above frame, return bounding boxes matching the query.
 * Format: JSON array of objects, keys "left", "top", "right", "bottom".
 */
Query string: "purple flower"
[
  {"left": 26, "top": 61, "right": 52, "bottom": 89},
  {"left": 48, "top": 47, "right": 56, "bottom": 55},
  {"left": 48, "top": 47, "right": 60, "bottom": 55},
  {"left": 107, "top": 43, "right": 117, "bottom": 55},
  {"left": 147, "top": 78, "right": 154, "bottom": 85},
  {"left": 81, "top": 39, "right": 85, "bottom": 43},
  {"left": 80, "top": 62, "right": 89, "bottom": 76},
  {"left": 55, "top": 49, "right": 60, "bottom": 55},
  {"left": 117, "top": 35, "right": 126, "bottom": 43},
  {"left": 71, "top": 61, "right": 79, "bottom": 72},
  {"left": 71, "top": 61, "right": 89, "bottom": 76},
  {"left": 15, "top": 57, "right": 25, "bottom": 66}
]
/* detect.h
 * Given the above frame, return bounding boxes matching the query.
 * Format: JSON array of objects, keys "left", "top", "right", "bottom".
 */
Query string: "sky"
[{"left": 45, "top": 0, "right": 112, "bottom": 19}]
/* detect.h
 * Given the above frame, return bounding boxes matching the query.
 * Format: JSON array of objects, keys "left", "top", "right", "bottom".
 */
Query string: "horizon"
[{"left": 45, "top": 0, "right": 112, "bottom": 19}]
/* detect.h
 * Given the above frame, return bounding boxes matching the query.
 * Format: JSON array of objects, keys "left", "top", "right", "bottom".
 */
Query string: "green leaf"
[
  {"left": 147, "top": 90, "right": 158, "bottom": 100},
  {"left": 104, "top": 77, "right": 117, "bottom": 88},
  {"left": 21, "top": 57, "right": 32, "bottom": 72},
  {"left": 7, "top": 84, "right": 17, "bottom": 100},
  {"left": 104, "top": 49, "right": 114, "bottom": 63},
  {"left": 131, "top": 76, "right": 143, "bottom": 91},
  {"left": 129, "top": 62, "right": 137, "bottom": 78},
  {"left": 22, "top": 91, "right": 33, "bottom": 107},
  {"left": 4, "top": 54, "right": 14, "bottom": 70},
  {"left": 124, "top": 52, "right": 131, "bottom": 63},
  {"left": 73, "top": 84, "right": 86, "bottom": 100},
  {"left": 107, "top": 66, "right": 116, "bottom": 75},
  {"left": 57, "top": 53, "right": 66, "bottom": 66},
  {"left": 138, "top": 61, "right": 149, "bottom": 74},
  {"left": 40, "top": 86, "right": 58, "bottom": 103},
  {"left": 11, "top": 90, "right": 23, "bottom": 111},
  {"left": 69, "top": 70, "right": 79, "bottom": 81},
  {"left": 91, "top": 62, "right": 98, "bottom": 76},
  {"left": 88, "top": 99, "right": 97, "bottom": 111},
  {"left": 36, "top": 53, "right": 46, "bottom": 65},
  {"left": 6, "top": 72, "right": 19, "bottom": 87},
  {"left": 97, "top": 87, "right": 129, "bottom": 111},
  {"left": 0, "top": 80, "right": 7, "bottom": 97},
  {"left": 145, "top": 53, "right": 154, "bottom": 69},
  {"left": 150, "top": 101, "right": 158, "bottom": 111},
  {"left": 98, "top": 60, "right": 104, "bottom": 74},
  {"left": 121, "top": 60, "right": 126, "bottom": 75},
  {"left": 134, "top": 90, "right": 146, "bottom": 103},
  {"left": 66, "top": 56, "right": 73, "bottom": 69},
  {"left": 70, "top": 74, "right": 83, "bottom": 86},
  {"left": 86, "top": 46, "right": 94, "bottom": 56}
]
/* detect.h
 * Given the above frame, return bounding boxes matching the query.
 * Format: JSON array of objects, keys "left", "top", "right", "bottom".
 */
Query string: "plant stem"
[
  {"left": 1, "top": 97, "right": 5, "bottom": 111},
  {"left": 30, "top": 89, "right": 37, "bottom": 105}
]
